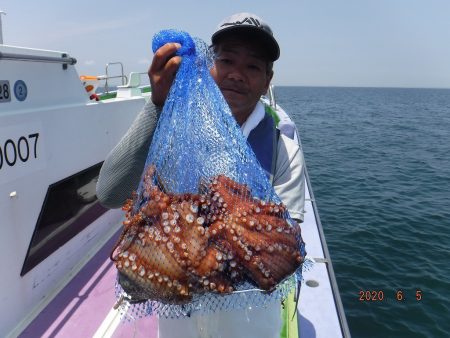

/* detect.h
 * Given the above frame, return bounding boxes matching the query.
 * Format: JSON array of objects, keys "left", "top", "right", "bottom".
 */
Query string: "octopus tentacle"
[{"left": 112, "top": 165, "right": 304, "bottom": 304}]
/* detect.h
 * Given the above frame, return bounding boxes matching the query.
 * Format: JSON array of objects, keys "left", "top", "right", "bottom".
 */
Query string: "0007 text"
[{"left": 0, "top": 133, "right": 39, "bottom": 170}]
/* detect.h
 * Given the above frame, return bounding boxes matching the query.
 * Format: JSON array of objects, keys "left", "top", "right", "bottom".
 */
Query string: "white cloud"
[
  {"left": 84, "top": 60, "right": 95, "bottom": 66},
  {"left": 41, "top": 16, "right": 148, "bottom": 43},
  {"left": 138, "top": 58, "right": 150, "bottom": 65}
]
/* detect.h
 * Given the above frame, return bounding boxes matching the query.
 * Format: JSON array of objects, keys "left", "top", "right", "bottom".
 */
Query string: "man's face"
[{"left": 210, "top": 38, "right": 273, "bottom": 125}]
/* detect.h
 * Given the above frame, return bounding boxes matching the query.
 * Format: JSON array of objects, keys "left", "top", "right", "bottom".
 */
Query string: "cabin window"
[{"left": 21, "top": 162, "right": 107, "bottom": 276}]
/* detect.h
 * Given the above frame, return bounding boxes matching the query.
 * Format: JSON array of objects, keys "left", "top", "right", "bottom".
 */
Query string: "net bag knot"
[{"left": 152, "top": 29, "right": 196, "bottom": 56}]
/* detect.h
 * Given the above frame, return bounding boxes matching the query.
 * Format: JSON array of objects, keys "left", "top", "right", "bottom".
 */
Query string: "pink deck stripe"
[{"left": 19, "top": 232, "right": 158, "bottom": 338}]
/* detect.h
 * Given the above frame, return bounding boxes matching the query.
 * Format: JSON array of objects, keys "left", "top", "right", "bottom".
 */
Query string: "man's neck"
[{"left": 232, "top": 105, "right": 257, "bottom": 126}]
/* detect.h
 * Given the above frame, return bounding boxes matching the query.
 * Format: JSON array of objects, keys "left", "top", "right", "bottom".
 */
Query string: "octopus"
[{"left": 111, "top": 165, "right": 304, "bottom": 305}]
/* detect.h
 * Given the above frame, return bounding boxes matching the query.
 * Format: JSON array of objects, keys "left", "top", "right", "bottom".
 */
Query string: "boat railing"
[
  {"left": 0, "top": 51, "right": 77, "bottom": 69},
  {"left": 0, "top": 10, "right": 6, "bottom": 44},
  {"left": 268, "top": 83, "right": 277, "bottom": 109},
  {"left": 103, "top": 62, "right": 128, "bottom": 93}
]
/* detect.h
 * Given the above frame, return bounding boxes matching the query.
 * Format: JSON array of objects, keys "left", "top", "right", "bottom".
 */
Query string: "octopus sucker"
[{"left": 111, "top": 165, "right": 304, "bottom": 305}]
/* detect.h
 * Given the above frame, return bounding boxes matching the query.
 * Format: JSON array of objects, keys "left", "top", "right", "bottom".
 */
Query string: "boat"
[{"left": 0, "top": 11, "right": 350, "bottom": 338}]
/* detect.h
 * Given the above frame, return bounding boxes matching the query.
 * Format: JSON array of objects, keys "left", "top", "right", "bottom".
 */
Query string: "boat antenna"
[{"left": 0, "top": 10, "right": 6, "bottom": 44}]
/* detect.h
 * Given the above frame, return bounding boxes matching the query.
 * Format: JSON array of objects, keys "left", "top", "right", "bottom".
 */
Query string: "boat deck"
[
  {"left": 18, "top": 231, "right": 158, "bottom": 338},
  {"left": 299, "top": 176, "right": 346, "bottom": 337},
  {"left": 18, "top": 178, "right": 346, "bottom": 338}
]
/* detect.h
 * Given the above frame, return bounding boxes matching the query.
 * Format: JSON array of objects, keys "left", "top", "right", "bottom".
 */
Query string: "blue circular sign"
[{"left": 14, "top": 80, "right": 28, "bottom": 101}]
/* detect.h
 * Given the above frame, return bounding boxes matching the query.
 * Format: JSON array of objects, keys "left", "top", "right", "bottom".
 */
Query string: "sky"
[{"left": 1, "top": 0, "right": 450, "bottom": 88}]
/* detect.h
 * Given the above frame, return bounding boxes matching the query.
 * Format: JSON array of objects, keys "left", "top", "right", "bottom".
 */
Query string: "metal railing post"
[
  {"left": 0, "top": 10, "right": 7, "bottom": 44},
  {"left": 105, "top": 62, "right": 126, "bottom": 93}
]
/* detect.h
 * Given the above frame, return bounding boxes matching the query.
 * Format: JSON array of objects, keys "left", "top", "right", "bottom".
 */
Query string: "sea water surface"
[{"left": 276, "top": 87, "right": 450, "bottom": 338}]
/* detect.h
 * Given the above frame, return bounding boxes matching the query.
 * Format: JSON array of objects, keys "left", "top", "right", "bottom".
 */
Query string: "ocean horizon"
[{"left": 278, "top": 85, "right": 450, "bottom": 90}]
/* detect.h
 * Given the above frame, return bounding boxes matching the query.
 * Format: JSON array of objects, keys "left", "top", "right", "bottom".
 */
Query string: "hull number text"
[
  {"left": 0, "top": 133, "right": 39, "bottom": 170},
  {"left": 0, "top": 80, "right": 11, "bottom": 103}
]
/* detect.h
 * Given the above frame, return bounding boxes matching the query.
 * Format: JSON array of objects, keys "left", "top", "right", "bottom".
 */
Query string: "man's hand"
[{"left": 148, "top": 43, "right": 182, "bottom": 107}]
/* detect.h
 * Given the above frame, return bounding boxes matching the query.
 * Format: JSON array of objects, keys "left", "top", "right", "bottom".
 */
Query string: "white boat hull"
[{"left": 1, "top": 43, "right": 148, "bottom": 337}]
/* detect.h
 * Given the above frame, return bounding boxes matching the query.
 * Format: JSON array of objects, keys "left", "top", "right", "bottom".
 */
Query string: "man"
[{"left": 97, "top": 13, "right": 305, "bottom": 338}]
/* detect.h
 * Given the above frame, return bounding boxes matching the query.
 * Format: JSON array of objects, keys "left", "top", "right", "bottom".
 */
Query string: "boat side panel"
[
  {"left": 0, "top": 46, "right": 88, "bottom": 113},
  {"left": 1, "top": 97, "right": 146, "bottom": 337}
]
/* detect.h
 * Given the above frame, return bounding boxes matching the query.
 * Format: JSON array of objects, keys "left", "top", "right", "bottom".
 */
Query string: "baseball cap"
[{"left": 211, "top": 13, "right": 280, "bottom": 61}]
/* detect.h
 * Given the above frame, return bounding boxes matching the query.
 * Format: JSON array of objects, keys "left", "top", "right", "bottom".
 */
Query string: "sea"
[{"left": 276, "top": 87, "right": 450, "bottom": 338}]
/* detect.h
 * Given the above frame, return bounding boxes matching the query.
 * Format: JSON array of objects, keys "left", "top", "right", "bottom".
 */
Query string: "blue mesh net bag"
[{"left": 111, "top": 30, "right": 305, "bottom": 319}]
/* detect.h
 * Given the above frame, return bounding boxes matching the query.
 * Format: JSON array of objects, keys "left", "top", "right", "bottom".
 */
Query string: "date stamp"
[{"left": 358, "top": 289, "right": 423, "bottom": 302}]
